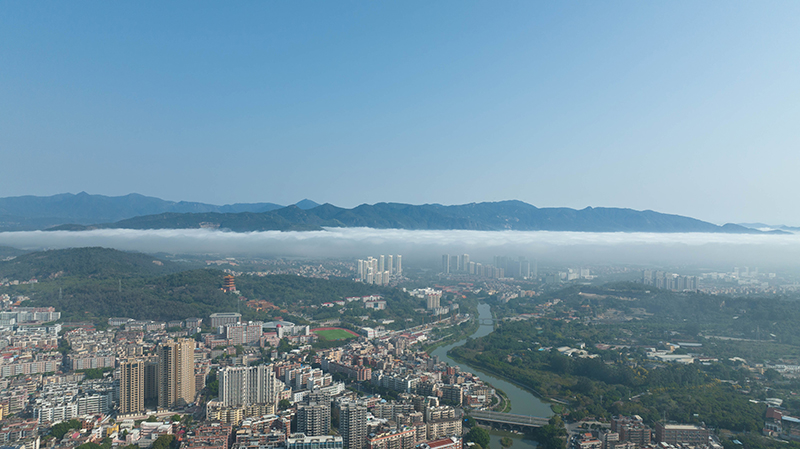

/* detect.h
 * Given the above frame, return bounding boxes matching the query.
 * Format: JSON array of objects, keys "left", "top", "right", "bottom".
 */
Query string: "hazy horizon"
[{"left": 3, "top": 228, "right": 800, "bottom": 274}]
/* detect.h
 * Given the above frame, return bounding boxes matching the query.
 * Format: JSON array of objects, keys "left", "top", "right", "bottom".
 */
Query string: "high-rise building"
[
  {"left": 357, "top": 255, "right": 401, "bottom": 284},
  {"left": 298, "top": 402, "right": 331, "bottom": 436},
  {"left": 426, "top": 293, "right": 441, "bottom": 310},
  {"left": 119, "top": 359, "right": 144, "bottom": 415},
  {"left": 144, "top": 360, "right": 159, "bottom": 408},
  {"left": 219, "top": 364, "right": 281, "bottom": 407},
  {"left": 462, "top": 254, "right": 469, "bottom": 271},
  {"left": 357, "top": 257, "right": 376, "bottom": 284},
  {"left": 340, "top": 403, "right": 367, "bottom": 449},
  {"left": 157, "top": 338, "right": 196, "bottom": 409},
  {"left": 442, "top": 255, "right": 450, "bottom": 274},
  {"left": 520, "top": 259, "right": 531, "bottom": 278}
]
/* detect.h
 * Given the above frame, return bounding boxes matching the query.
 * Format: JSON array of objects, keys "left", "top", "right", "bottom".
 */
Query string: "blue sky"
[{"left": 2, "top": 2, "right": 799, "bottom": 224}]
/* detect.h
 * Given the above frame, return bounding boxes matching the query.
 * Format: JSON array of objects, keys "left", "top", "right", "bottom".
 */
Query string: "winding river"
[{"left": 431, "top": 303, "right": 551, "bottom": 449}]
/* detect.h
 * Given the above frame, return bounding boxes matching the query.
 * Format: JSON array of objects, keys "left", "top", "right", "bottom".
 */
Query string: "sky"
[{"left": 2, "top": 2, "right": 800, "bottom": 224}]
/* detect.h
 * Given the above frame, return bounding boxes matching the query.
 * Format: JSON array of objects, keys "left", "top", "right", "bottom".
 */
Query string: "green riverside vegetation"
[{"left": 449, "top": 282, "right": 800, "bottom": 438}]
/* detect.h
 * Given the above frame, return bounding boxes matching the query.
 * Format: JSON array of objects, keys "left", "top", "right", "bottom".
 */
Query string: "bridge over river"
[{"left": 470, "top": 410, "right": 550, "bottom": 432}]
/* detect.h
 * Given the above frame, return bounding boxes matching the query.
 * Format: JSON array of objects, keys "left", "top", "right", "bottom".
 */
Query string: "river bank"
[
  {"left": 422, "top": 312, "right": 480, "bottom": 354},
  {"left": 431, "top": 303, "right": 553, "bottom": 417},
  {"left": 429, "top": 303, "right": 550, "bottom": 449},
  {"left": 446, "top": 350, "right": 555, "bottom": 411}
]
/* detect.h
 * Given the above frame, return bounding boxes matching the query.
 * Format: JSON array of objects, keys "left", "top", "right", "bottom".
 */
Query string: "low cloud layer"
[{"left": 1, "top": 228, "right": 799, "bottom": 270}]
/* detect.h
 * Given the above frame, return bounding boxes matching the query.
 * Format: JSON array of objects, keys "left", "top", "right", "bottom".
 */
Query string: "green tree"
[
  {"left": 277, "top": 338, "right": 293, "bottom": 353},
  {"left": 51, "top": 419, "right": 82, "bottom": 439},
  {"left": 533, "top": 416, "right": 567, "bottom": 449},
  {"left": 464, "top": 416, "right": 477, "bottom": 428},
  {"left": 76, "top": 443, "right": 103, "bottom": 449},
  {"left": 764, "top": 368, "right": 782, "bottom": 382},
  {"left": 501, "top": 437, "right": 514, "bottom": 447},
  {"left": 279, "top": 399, "right": 292, "bottom": 410},
  {"left": 465, "top": 427, "right": 491, "bottom": 448},
  {"left": 152, "top": 434, "right": 176, "bottom": 449}
]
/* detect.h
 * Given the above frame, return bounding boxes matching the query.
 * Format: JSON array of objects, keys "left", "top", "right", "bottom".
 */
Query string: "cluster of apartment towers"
[
  {"left": 442, "top": 254, "right": 537, "bottom": 279},
  {"left": 118, "top": 338, "right": 196, "bottom": 416},
  {"left": 356, "top": 255, "right": 402, "bottom": 285}
]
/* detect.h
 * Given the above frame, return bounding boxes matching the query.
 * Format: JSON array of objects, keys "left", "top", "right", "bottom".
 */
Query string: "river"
[{"left": 431, "top": 303, "right": 551, "bottom": 449}]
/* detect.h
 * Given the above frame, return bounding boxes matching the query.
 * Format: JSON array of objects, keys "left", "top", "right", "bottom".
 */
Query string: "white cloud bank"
[{"left": 0, "top": 228, "right": 798, "bottom": 269}]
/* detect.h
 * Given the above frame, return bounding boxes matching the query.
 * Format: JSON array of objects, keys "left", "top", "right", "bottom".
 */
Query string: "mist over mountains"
[{"left": 0, "top": 192, "right": 785, "bottom": 234}]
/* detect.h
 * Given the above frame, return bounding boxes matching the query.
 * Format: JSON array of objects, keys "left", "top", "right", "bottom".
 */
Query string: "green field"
[{"left": 314, "top": 329, "right": 357, "bottom": 340}]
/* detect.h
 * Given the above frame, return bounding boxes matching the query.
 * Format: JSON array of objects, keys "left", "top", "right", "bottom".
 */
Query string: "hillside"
[
  {"left": 0, "top": 246, "right": 423, "bottom": 323},
  {"left": 0, "top": 246, "right": 28, "bottom": 259},
  {"left": 19, "top": 269, "right": 241, "bottom": 322},
  {"left": 11, "top": 267, "right": 421, "bottom": 324},
  {"left": 0, "top": 247, "right": 180, "bottom": 281},
  {"left": 53, "top": 200, "right": 781, "bottom": 234}
]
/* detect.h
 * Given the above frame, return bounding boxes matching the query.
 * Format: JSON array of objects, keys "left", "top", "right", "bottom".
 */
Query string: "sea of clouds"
[{"left": 1, "top": 228, "right": 799, "bottom": 269}]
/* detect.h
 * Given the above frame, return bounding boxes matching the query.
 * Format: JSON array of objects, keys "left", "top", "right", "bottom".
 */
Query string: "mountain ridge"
[
  {"left": 40, "top": 198, "right": 785, "bottom": 234},
  {"left": 0, "top": 192, "right": 321, "bottom": 230}
]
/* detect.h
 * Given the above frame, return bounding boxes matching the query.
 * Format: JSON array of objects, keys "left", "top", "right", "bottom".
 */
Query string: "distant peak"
[{"left": 294, "top": 199, "right": 321, "bottom": 210}]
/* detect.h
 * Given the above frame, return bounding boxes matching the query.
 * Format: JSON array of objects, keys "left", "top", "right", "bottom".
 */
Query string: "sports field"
[{"left": 312, "top": 327, "right": 359, "bottom": 340}]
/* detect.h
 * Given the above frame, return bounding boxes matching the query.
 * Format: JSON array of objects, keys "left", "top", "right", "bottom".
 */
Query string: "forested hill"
[
  {"left": 0, "top": 247, "right": 180, "bottom": 281},
  {"left": 6, "top": 262, "right": 424, "bottom": 323},
  {"left": 20, "top": 269, "right": 242, "bottom": 322},
  {"left": 0, "top": 245, "right": 28, "bottom": 259},
  {"left": 49, "top": 200, "right": 781, "bottom": 234}
]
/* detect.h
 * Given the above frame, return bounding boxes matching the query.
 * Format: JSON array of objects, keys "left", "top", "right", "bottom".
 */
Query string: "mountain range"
[
  {"left": 0, "top": 192, "right": 319, "bottom": 231},
  {"left": 736, "top": 223, "right": 800, "bottom": 233},
  {"left": 0, "top": 192, "right": 781, "bottom": 234},
  {"left": 0, "top": 192, "right": 786, "bottom": 234}
]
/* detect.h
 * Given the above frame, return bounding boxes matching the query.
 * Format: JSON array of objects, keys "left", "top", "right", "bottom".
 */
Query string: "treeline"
[
  {"left": 0, "top": 247, "right": 180, "bottom": 280},
  {"left": 495, "top": 283, "right": 800, "bottom": 347},
  {"left": 451, "top": 319, "right": 765, "bottom": 430}
]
